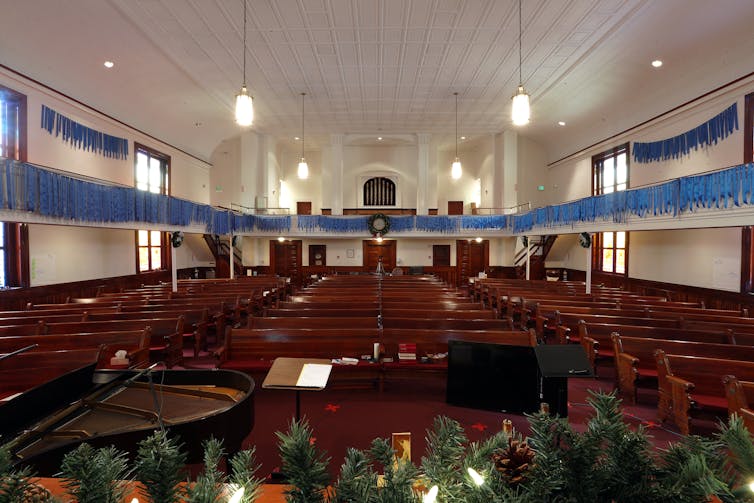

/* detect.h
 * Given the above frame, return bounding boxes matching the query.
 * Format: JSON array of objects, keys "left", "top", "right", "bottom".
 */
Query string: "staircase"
[
  {"left": 203, "top": 234, "right": 243, "bottom": 277},
  {"left": 514, "top": 235, "right": 557, "bottom": 280}
]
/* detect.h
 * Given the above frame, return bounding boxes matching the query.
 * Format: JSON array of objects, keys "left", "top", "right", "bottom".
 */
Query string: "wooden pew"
[
  {"left": 381, "top": 318, "right": 513, "bottom": 331},
  {"left": 263, "top": 308, "right": 380, "bottom": 318},
  {"left": 42, "top": 318, "right": 185, "bottom": 368},
  {"left": 576, "top": 320, "right": 733, "bottom": 373},
  {"left": 216, "top": 327, "right": 382, "bottom": 388},
  {"left": 0, "top": 329, "right": 151, "bottom": 369},
  {"left": 654, "top": 350, "right": 754, "bottom": 434},
  {"left": 611, "top": 333, "right": 754, "bottom": 404},
  {"left": 249, "top": 317, "right": 377, "bottom": 329},
  {"left": 722, "top": 375, "right": 754, "bottom": 435}
]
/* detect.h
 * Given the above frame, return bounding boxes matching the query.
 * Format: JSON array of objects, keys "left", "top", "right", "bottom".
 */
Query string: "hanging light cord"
[
  {"left": 301, "top": 93, "right": 306, "bottom": 159},
  {"left": 518, "top": 0, "right": 522, "bottom": 86},
  {"left": 241, "top": 0, "right": 247, "bottom": 87},
  {"left": 454, "top": 92, "right": 459, "bottom": 158}
]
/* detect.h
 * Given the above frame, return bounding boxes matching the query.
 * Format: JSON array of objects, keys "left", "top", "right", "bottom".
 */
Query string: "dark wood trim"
[
  {"left": 343, "top": 208, "right": 417, "bottom": 215},
  {"left": 0, "top": 63, "right": 211, "bottom": 166},
  {"left": 549, "top": 70, "right": 754, "bottom": 167},
  {"left": 742, "top": 226, "right": 753, "bottom": 293}
]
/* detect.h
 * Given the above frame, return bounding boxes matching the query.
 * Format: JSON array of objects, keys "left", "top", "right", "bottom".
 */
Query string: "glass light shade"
[
  {"left": 451, "top": 158, "right": 462, "bottom": 179},
  {"left": 235, "top": 87, "right": 254, "bottom": 126},
  {"left": 423, "top": 485, "right": 439, "bottom": 503},
  {"left": 467, "top": 467, "right": 485, "bottom": 486},
  {"left": 297, "top": 158, "right": 309, "bottom": 179},
  {"left": 511, "top": 86, "right": 530, "bottom": 126}
]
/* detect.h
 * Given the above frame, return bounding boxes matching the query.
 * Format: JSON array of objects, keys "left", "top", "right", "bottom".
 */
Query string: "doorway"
[
  {"left": 269, "top": 240, "right": 302, "bottom": 286},
  {"left": 363, "top": 239, "right": 397, "bottom": 273},
  {"left": 456, "top": 239, "right": 489, "bottom": 285}
]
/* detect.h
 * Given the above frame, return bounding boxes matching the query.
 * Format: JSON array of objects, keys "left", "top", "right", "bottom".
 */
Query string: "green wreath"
[{"left": 368, "top": 213, "right": 391, "bottom": 236}]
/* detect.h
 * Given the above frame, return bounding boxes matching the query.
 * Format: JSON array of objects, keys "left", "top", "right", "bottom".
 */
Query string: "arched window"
[{"left": 363, "top": 177, "right": 396, "bottom": 206}]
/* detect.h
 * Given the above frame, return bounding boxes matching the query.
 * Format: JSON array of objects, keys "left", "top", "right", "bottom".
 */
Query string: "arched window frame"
[{"left": 358, "top": 174, "right": 400, "bottom": 208}]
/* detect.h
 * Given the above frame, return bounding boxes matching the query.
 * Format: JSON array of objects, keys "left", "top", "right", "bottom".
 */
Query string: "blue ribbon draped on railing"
[
  {"left": 459, "top": 215, "right": 507, "bottom": 230},
  {"left": 633, "top": 103, "right": 739, "bottom": 163},
  {"left": 415, "top": 215, "right": 458, "bottom": 233},
  {"left": 40, "top": 105, "right": 129, "bottom": 160},
  {"left": 297, "top": 215, "right": 368, "bottom": 233},
  {"left": 254, "top": 215, "right": 291, "bottom": 233},
  {"left": 6, "top": 158, "right": 754, "bottom": 236}
]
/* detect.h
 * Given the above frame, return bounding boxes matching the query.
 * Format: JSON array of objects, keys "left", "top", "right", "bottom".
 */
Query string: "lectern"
[
  {"left": 262, "top": 357, "right": 332, "bottom": 420},
  {"left": 446, "top": 340, "right": 592, "bottom": 416}
]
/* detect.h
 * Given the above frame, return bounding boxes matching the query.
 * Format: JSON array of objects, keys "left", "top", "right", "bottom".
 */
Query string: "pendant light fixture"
[
  {"left": 297, "top": 92, "right": 309, "bottom": 179},
  {"left": 234, "top": 0, "right": 254, "bottom": 126},
  {"left": 511, "top": 0, "right": 530, "bottom": 126},
  {"left": 451, "top": 92, "right": 462, "bottom": 180}
]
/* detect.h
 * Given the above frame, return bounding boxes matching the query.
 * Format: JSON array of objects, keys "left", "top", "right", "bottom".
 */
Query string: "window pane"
[
  {"left": 602, "top": 232, "right": 614, "bottom": 248},
  {"left": 151, "top": 247, "right": 161, "bottom": 270},
  {"left": 616, "top": 183, "right": 626, "bottom": 191},
  {"left": 603, "top": 186, "right": 614, "bottom": 194},
  {"left": 616, "top": 249, "right": 626, "bottom": 274},
  {"left": 602, "top": 166, "right": 614, "bottom": 188},
  {"left": 138, "top": 248, "right": 150, "bottom": 272},
  {"left": 616, "top": 153, "right": 627, "bottom": 184},
  {"left": 149, "top": 158, "right": 162, "bottom": 190},
  {"left": 136, "top": 152, "right": 149, "bottom": 184},
  {"left": 0, "top": 223, "right": 4, "bottom": 243},
  {"left": 616, "top": 231, "right": 626, "bottom": 248},
  {"left": 602, "top": 250, "right": 614, "bottom": 272},
  {"left": 136, "top": 182, "right": 148, "bottom": 191},
  {"left": 138, "top": 230, "right": 149, "bottom": 246},
  {"left": 0, "top": 254, "right": 5, "bottom": 287},
  {"left": 150, "top": 231, "right": 161, "bottom": 246}
]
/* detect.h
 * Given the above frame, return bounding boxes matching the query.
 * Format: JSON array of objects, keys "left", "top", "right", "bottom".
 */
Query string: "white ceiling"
[{"left": 1, "top": 0, "right": 753, "bottom": 164}]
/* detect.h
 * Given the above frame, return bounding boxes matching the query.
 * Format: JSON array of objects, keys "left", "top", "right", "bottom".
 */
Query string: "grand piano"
[{"left": 0, "top": 363, "right": 255, "bottom": 475}]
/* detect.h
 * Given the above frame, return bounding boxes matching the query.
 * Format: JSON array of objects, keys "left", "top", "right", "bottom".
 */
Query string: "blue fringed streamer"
[
  {"left": 633, "top": 103, "right": 739, "bottom": 163},
  {"left": 389, "top": 215, "right": 415, "bottom": 232},
  {"left": 40, "top": 105, "right": 129, "bottom": 160},
  {"left": 415, "top": 215, "right": 458, "bottom": 233},
  {"left": 255, "top": 215, "right": 291, "bottom": 233},
  {"left": 459, "top": 215, "right": 507, "bottom": 230},
  {"left": 297, "top": 215, "right": 368, "bottom": 233}
]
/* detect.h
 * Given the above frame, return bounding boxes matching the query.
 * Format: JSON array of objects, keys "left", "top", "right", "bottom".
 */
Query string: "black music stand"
[{"left": 262, "top": 357, "right": 332, "bottom": 420}]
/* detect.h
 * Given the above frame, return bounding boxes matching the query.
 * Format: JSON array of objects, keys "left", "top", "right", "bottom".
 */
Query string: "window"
[
  {"left": 0, "top": 85, "right": 28, "bottom": 287},
  {"left": 134, "top": 143, "right": 170, "bottom": 272},
  {"left": 363, "top": 177, "right": 396, "bottom": 206},
  {"left": 592, "top": 143, "right": 629, "bottom": 275}
]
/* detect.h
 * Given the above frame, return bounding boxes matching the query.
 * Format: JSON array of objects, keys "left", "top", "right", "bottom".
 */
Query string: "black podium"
[{"left": 446, "top": 340, "right": 593, "bottom": 417}]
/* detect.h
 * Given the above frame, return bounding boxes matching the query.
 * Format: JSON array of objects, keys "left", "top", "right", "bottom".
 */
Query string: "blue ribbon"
[{"left": 40, "top": 105, "right": 129, "bottom": 160}]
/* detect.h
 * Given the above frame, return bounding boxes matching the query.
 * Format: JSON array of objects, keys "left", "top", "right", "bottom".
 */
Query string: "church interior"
[{"left": 3, "top": 0, "right": 754, "bottom": 500}]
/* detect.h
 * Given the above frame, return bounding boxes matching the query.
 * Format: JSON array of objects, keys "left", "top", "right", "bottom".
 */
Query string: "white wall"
[
  {"left": 29, "top": 225, "right": 134, "bottom": 286},
  {"left": 341, "top": 145, "right": 418, "bottom": 210},
  {"left": 174, "top": 233, "right": 215, "bottom": 270}
]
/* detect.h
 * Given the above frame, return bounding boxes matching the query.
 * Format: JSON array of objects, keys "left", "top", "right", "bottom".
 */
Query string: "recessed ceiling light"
[
  {"left": 651, "top": 60, "right": 663, "bottom": 68},
  {"left": 294, "top": 136, "right": 300, "bottom": 140},
  {"left": 558, "top": 121, "right": 566, "bottom": 126},
  {"left": 103, "top": 61, "right": 114, "bottom": 68},
  {"left": 377, "top": 137, "right": 383, "bottom": 140},
  {"left": 460, "top": 136, "right": 466, "bottom": 140}
]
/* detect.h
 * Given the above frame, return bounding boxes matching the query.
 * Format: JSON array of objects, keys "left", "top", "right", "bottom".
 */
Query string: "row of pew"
[
  {"left": 0, "top": 276, "right": 287, "bottom": 401},
  {"left": 216, "top": 274, "right": 532, "bottom": 390},
  {"left": 469, "top": 277, "right": 754, "bottom": 435}
]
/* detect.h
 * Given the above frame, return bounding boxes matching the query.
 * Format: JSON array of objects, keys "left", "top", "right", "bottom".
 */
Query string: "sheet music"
[{"left": 296, "top": 363, "right": 332, "bottom": 388}]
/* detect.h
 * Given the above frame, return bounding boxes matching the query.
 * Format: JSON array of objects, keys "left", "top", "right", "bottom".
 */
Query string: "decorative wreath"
[
  {"left": 578, "top": 232, "right": 592, "bottom": 248},
  {"left": 170, "top": 231, "right": 184, "bottom": 248},
  {"left": 368, "top": 213, "right": 391, "bottom": 236}
]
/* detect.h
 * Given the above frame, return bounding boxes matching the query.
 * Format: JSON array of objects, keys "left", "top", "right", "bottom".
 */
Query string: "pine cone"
[
  {"left": 491, "top": 438, "right": 536, "bottom": 487},
  {"left": 25, "top": 481, "right": 53, "bottom": 502}
]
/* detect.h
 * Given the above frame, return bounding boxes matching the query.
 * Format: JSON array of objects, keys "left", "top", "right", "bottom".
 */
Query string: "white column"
[
  {"left": 416, "top": 133, "right": 430, "bottom": 215},
  {"left": 502, "top": 130, "right": 518, "bottom": 211},
  {"left": 229, "top": 235, "right": 235, "bottom": 279},
  {"left": 585, "top": 237, "right": 592, "bottom": 294},
  {"left": 525, "top": 236, "right": 531, "bottom": 280},
  {"left": 330, "top": 134, "right": 344, "bottom": 215},
  {"left": 171, "top": 245, "right": 177, "bottom": 292},
  {"left": 240, "top": 130, "right": 259, "bottom": 210}
]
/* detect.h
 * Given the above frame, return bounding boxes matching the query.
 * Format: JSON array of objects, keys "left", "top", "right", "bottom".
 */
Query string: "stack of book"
[{"left": 398, "top": 343, "right": 417, "bottom": 362}]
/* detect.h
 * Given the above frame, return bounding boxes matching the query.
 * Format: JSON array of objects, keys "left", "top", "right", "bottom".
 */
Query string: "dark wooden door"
[
  {"left": 448, "top": 201, "right": 464, "bottom": 215},
  {"left": 270, "top": 240, "right": 302, "bottom": 287},
  {"left": 363, "top": 240, "right": 397, "bottom": 273},
  {"left": 433, "top": 245, "right": 451, "bottom": 267},
  {"left": 297, "top": 201, "right": 312, "bottom": 215},
  {"left": 456, "top": 239, "right": 488, "bottom": 286}
]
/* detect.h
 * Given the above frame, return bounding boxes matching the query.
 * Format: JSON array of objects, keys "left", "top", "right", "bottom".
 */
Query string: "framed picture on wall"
[{"left": 346, "top": 249, "right": 355, "bottom": 258}]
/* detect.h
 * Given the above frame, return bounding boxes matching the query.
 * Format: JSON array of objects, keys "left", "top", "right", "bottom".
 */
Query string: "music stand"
[{"left": 262, "top": 357, "right": 332, "bottom": 420}]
